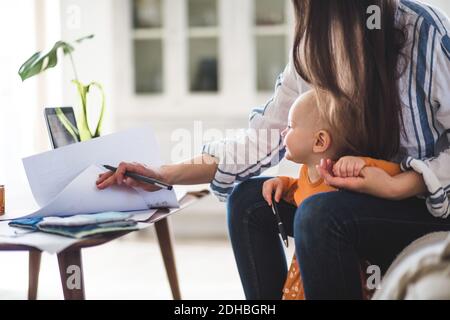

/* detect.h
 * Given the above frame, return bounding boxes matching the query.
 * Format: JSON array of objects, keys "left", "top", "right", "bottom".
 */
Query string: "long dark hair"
[{"left": 292, "top": 0, "right": 407, "bottom": 159}]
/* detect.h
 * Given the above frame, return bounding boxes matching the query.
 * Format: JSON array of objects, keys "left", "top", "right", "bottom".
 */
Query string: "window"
[
  {"left": 132, "top": 0, "right": 164, "bottom": 93},
  {"left": 254, "top": 0, "right": 288, "bottom": 92},
  {"left": 129, "top": 0, "right": 293, "bottom": 101},
  {"left": 187, "top": 0, "right": 219, "bottom": 92}
]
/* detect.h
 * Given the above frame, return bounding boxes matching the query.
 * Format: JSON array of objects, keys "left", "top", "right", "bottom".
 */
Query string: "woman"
[{"left": 97, "top": 0, "right": 450, "bottom": 299}]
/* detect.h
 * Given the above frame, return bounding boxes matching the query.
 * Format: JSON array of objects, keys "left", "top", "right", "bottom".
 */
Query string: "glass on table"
[{"left": 0, "top": 185, "right": 4, "bottom": 215}]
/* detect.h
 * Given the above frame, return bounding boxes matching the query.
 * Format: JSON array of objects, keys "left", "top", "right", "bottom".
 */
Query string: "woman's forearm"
[
  {"left": 391, "top": 170, "right": 428, "bottom": 200},
  {"left": 160, "top": 154, "right": 219, "bottom": 185}
]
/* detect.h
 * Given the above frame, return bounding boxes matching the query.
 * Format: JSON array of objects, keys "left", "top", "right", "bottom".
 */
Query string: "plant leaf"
[
  {"left": 18, "top": 52, "right": 44, "bottom": 81},
  {"left": 18, "top": 35, "right": 91, "bottom": 81},
  {"left": 18, "top": 41, "right": 71, "bottom": 81},
  {"left": 87, "top": 82, "right": 106, "bottom": 138},
  {"left": 55, "top": 107, "right": 80, "bottom": 142},
  {"left": 72, "top": 80, "right": 92, "bottom": 141},
  {"left": 75, "top": 34, "right": 94, "bottom": 43},
  {"left": 71, "top": 80, "right": 105, "bottom": 140}
]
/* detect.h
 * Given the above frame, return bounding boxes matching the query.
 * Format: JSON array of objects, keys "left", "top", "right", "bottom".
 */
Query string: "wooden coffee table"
[{"left": 0, "top": 190, "right": 210, "bottom": 300}]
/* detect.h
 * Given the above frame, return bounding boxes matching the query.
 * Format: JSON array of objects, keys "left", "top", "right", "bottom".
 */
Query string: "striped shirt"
[{"left": 202, "top": 0, "right": 450, "bottom": 218}]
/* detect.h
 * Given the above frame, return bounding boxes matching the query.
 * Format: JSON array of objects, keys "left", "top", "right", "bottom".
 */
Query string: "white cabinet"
[
  {"left": 254, "top": 0, "right": 290, "bottom": 91},
  {"left": 115, "top": 0, "right": 294, "bottom": 121},
  {"left": 133, "top": 0, "right": 165, "bottom": 93},
  {"left": 186, "top": 0, "right": 220, "bottom": 92}
]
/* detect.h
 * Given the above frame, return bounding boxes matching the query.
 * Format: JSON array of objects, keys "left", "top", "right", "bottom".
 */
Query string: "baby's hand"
[
  {"left": 262, "top": 178, "right": 284, "bottom": 206},
  {"left": 333, "top": 156, "right": 366, "bottom": 178}
]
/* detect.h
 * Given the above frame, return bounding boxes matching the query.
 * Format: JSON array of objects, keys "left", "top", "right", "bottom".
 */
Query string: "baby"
[{"left": 262, "top": 90, "right": 401, "bottom": 300}]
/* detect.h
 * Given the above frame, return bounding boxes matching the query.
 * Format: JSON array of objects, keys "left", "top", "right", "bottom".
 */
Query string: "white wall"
[
  {"left": 0, "top": 1, "right": 54, "bottom": 212},
  {"left": 60, "top": 0, "right": 116, "bottom": 136},
  {"left": 427, "top": 0, "right": 450, "bottom": 15}
]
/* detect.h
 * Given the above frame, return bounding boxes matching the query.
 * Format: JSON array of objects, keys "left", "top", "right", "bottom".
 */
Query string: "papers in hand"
[{"left": 20, "top": 126, "right": 179, "bottom": 219}]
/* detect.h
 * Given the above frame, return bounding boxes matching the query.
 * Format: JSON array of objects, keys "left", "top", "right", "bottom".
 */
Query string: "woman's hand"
[
  {"left": 262, "top": 178, "right": 285, "bottom": 206},
  {"left": 96, "top": 162, "right": 165, "bottom": 192},
  {"left": 316, "top": 159, "right": 400, "bottom": 200}
]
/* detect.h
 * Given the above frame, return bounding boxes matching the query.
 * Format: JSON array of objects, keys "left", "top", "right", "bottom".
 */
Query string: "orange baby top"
[
  {"left": 278, "top": 157, "right": 402, "bottom": 207},
  {"left": 278, "top": 157, "right": 401, "bottom": 300}
]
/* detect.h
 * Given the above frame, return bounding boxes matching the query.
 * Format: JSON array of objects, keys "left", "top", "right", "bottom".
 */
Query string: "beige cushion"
[{"left": 372, "top": 232, "right": 450, "bottom": 300}]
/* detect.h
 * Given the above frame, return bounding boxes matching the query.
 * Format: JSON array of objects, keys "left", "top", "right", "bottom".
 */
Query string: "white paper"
[
  {"left": 20, "top": 165, "right": 178, "bottom": 219},
  {"left": 0, "top": 221, "right": 78, "bottom": 253},
  {"left": 129, "top": 209, "right": 158, "bottom": 222},
  {"left": 23, "top": 126, "right": 165, "bottom": 207},
  {"left": 174, "top": 186, "right": 188, "bottom": 202},
  {"left": 0, "top": 221, "right": 152, "bottom": 254},
  {"left": 20, "top": 125, "right": 178, "bottom": 219},
  {"left": 0, "top": 222, "right": 34, "bottom": 237},
  {"left": 22, "top": 165, "right": 148, "bottom": 218}
]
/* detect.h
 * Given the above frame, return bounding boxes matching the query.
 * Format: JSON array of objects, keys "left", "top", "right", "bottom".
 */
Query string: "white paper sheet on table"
[
  {"left": 0, "top": 221, "right": 152, "bottom": 254},
  {"left": 22, "top": 165, "right": 173, "bottom": 218},
  {"left": 19, "top": 125, "right": 178, "bottom": 219},
  {"left": 0, "top": 220, "right": 78, "bottom": 254}
]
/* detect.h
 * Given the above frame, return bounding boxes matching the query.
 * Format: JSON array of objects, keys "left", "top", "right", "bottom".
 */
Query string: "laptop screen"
[{"left": 44, "top": 107, "right": 79, "bottom": 149}]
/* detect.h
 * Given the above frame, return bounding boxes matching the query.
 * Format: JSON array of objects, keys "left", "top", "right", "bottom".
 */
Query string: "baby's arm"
[
  {"left": 360, "top": 157, "right": 402, "bottom": 176},
  {"left": 333, "top": 156, "right": 401, "bottom": 178}
]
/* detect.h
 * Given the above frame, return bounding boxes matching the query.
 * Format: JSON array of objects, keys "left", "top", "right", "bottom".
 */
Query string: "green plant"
[{"left": 18, "top": 34, "right": 105, "bottom": 141}]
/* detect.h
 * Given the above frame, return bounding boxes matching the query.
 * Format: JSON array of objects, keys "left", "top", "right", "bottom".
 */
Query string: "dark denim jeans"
[{"left": 227, "top": 177, "right": 450, "bottom": 300}]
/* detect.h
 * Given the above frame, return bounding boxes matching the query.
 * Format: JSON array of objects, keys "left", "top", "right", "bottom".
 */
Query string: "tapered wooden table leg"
[
  {"left": 155, "top": 217, "right": 181, "bottom": 300},
  {"left": 57, "top": 249, "right": 85, "bottom": 300},
  {"left": 28, "top": 250, "right": 42, "bottom": 300}
]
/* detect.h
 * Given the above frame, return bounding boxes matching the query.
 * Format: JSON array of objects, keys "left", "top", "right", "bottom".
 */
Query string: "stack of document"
[
  {"left": 9, "top": 212, "right": 139, "bottom": 239},
  {"left": 19, "top": 126, "right": 179, "bottom": 220}
]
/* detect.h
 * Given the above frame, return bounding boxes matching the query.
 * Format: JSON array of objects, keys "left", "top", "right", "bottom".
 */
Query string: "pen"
[
  {"left": 103, "top": 164, "right": 173, "bottom": 190},
  {"left": 271, "top": 195, "right": 289, "bottom": 248}
]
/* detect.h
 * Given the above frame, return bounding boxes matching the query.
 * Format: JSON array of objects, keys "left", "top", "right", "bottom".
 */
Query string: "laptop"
[{"left": 44, "top": 107, "right": 80, "bottom": 149}]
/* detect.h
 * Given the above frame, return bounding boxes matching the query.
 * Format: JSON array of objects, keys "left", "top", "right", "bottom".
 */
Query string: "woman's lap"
[
  {"left": 294, "top": 190, "right": 450, "bottom": 299},
  {"left": 227, "top": 176, "right": 297, "bottom": 299},
  {"left": 296, "top": 190, "right": 450, "bottom": 271},
  {"left": 227, "top": 177, "right": 450, "bottom": 299}
]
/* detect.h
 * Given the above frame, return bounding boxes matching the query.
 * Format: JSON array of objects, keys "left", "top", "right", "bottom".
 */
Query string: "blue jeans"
[{"left": 227, "top": 177, "right": 450, "bottom": 300}]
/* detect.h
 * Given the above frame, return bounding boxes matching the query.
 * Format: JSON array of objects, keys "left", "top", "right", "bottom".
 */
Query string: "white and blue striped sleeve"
[
  {"left": 401, "top": 5, "right": 450, "bottom": 218},
  {"left": 202, "top": 56, "right": 300, "bottom": 201}
]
